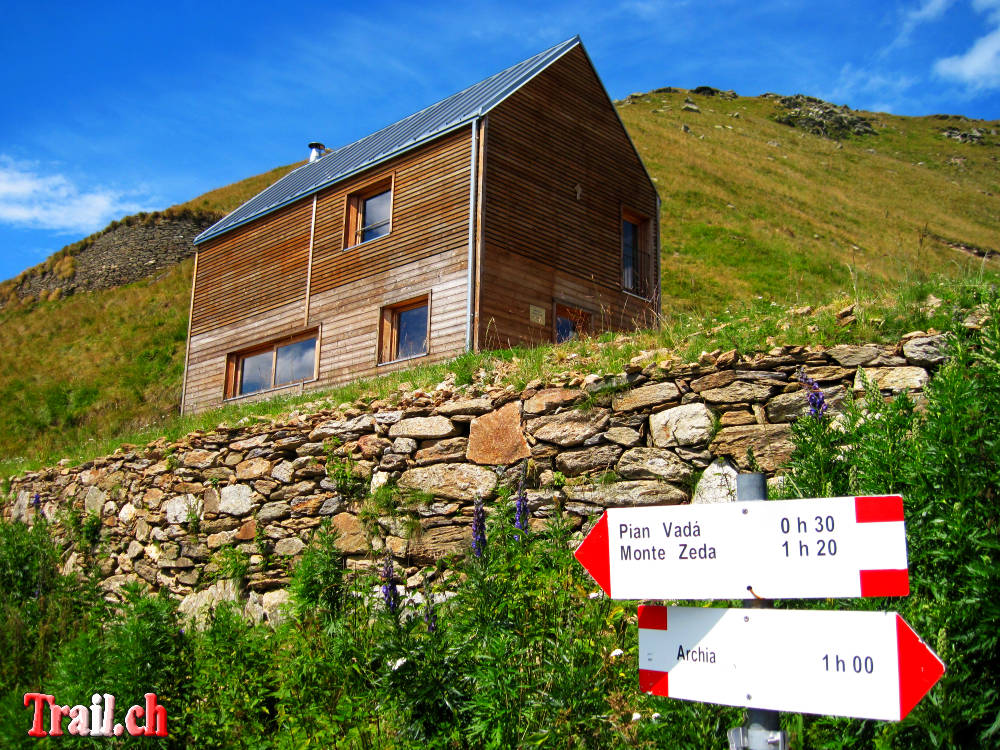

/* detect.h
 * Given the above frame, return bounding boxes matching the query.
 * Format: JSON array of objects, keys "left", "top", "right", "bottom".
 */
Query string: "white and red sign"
[
  {"left": 637, "top": 605, "right": 944, "bottom": 721},
  {"left": 574, "top": 495, "right": 909, "bottom": 600}
]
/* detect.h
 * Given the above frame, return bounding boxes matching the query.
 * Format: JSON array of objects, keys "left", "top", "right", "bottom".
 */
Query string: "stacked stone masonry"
[{"left": 2, "top": 334, "right": 947, "bottom": 622}]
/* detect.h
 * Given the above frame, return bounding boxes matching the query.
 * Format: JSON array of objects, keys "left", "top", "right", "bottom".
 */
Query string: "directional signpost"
[
  {"left": 637, "top": 605, "right": 945, "bottom": 722},
  {"left": 573, "top": 488, "right": 946, "bottom": 744},
  {"left": 574, "top": 495, "right": 910, "bottom": 600}
]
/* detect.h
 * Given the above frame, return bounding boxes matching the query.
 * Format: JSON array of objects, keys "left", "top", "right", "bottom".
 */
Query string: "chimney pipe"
[{"left": 308, "top": 142, "right": 325, "bottom": 163}]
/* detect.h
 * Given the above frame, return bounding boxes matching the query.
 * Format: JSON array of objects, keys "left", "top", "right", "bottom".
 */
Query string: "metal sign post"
[{"left": 728, "top": 473, "right": 788, "bottom": 750}]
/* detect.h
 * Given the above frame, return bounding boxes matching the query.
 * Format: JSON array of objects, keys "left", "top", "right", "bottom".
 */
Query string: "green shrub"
[
  {"left": 781, "top": 298, "right": 1000, "bottom": 748},
  {"left": 288, "top": 520, "right": 345, "bottom": 618}
]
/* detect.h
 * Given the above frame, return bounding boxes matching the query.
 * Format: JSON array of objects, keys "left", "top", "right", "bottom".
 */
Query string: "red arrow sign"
[
  {"left": 575, "top": 496, "right": 909, "bottom": 600},
  {"left": 638, "top": 606, "right": 945, "bottom": 721}
]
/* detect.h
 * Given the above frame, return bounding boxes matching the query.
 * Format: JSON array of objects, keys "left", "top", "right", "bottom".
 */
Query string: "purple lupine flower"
[
  {"left": 471, "top": 494, "right": 487, "bottom": 557},
  {"left": 513, "top": 493, "right": 528, "bottom": 540},
  {"left": 32, "top": 493, "right": 41, "bottom": 508},
  {"left": 797, "top": 369, "right": 828, "bottom": 419},
  {"left": 380, "top": 555, "right": 399, "bottom": 614},
  {"left": 513, "top": 459, "right": 529, "bottom": 540},
  {"left": 423, "top": 585, "right": 437, "bottom": 633}
]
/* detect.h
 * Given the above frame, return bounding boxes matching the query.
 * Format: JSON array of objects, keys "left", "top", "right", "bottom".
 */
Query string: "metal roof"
[{"left": 195, "top": 36, "right": 581, "bottom": 245}]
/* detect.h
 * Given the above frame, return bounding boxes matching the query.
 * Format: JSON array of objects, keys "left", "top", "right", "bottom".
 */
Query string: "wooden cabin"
[{"left": 181, "top": 36, "right": 659, "bottom": 414}]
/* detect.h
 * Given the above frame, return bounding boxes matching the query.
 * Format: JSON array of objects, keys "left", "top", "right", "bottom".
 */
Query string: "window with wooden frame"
[
  {"left": 379, "top": 295, "right": 429, "bottom": 364},
  {"left": 622, "top": 208, "right": 651, "bottom": 297},
  {"left": 344, "top": 177, "right": 393, "bottom": 248},
  {"left": 224, "top": 330, "right": 318, "bottom": 398},
  {"left": 554, "top": 303, "right": 590, "bottom": 343}
]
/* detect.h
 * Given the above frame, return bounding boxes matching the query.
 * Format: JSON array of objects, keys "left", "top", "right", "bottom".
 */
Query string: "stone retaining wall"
[{"left": 2, "top": 334, "right": 947, "bottom": 622}]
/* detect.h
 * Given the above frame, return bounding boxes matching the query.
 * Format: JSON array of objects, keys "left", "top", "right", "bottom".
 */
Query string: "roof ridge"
[{"left": 194, "top": 36, "right": 581, "bottom": 245}]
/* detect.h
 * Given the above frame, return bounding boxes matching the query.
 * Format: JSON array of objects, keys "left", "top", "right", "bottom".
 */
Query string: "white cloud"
[
  {"left": 822, "top": 64, "right": 918, "bottom": 110},
  {"left": 934, "top": 1, "right": 1000, "bottom": 89},
  {"left": 0, "top": 155, "right": 153, "bottom": 234},
  {"left": 884, "top": 0, "right": 956, "bottom": 54}
]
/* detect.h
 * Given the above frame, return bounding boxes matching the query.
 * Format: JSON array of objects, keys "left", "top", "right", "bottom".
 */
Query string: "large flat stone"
[
  {"left": 649, "top": 403, "right": 715, "bottom": 447},
  {"left": 526, "top": 408, "right": 610, "bottom": 447},
  {"left": 219, "top": 484, "right": 254, "bottom": 516},
  {"left": 181, "top": 449, "right": 217, "bottom": 469},
  {"left": 765, "top": 385, "right": 847, "bottom": 423},
  {"left": 398, "top": 463, "right": 498, "bottom": 501},
  {"left": 415, "top": 437, "right": 469, "bottom": 466},
  {"left": 522, "top": 388, "right": 583, "bottom": 415},
  {"left": 563, "top": 480, "right": 687, "bottom": 508},
  {"left": 388, "top": 416, "right": 459, "bottom": 440},
  {"left": 406, "top": 525, "right": 469, "bottom": 563},
  {"left": 466, "top": 402, "right": 530, "bottom": 465},
  {"left": 611, "top": 381, "right": 680, "bottom": 412},
  {"left": 435, "top": 398, "right": 493, "bottom": 417},
  {"left": 331, "top": 512, "right": 368, "bottom": 555},
  {"left": 700, "top": 381, "right": 777, "bottom": 404},
  {"left": 236, "top": 457, "right": 272, "bottom": 480},
  {"left": 617, "top": 448, "right": 693, "bottom": 483},
  {"left": 828, "top": 345, "right": 904, "bottom": 367},
  {"left": 555, "top": 444, "right": 624, "bottom": 476},
  {"left": 163, "top": 494, "right": 200, "bottom": 525},
  {"left": 308, "top": 415, "right": 376, "bottom": 442},
  {"left": 709, "top": 424, "right": 794, "bottom": 472},
  {"left": 691, "top": 458, "right": 738, "bottom": 504},
  {"left": 855, "top": 366, "right": 929, "bottom": 393},
  {"left": 690, "top": 370, "right": 786, "bottom": 392},
  {"left": 902, "top": 335, "right": 949, "bottom": 368}
]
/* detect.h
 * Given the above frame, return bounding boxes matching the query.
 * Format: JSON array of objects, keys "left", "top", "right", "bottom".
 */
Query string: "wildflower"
[
  {"left": 797, "top": 369, "right": 828, "bottom": 419},
  {"left": 512, "top": 459, "right": 529, "bottom": 540},
  {"left": 423, "top": 583, "right": 437, "bottom": 633},
  {"left": 380, "top": 555, "right": 399, "bottom": 614},
  {"left": 390, "top": 657, "right": 407, "bottom": 671},
  {"left": 471, "top": 494, "right": 487, "bottom": 557},
  {"left": 32, "top": 493, "right": 40, "bottom": 508},
  {"left": 513, "top": 492, "right": 528, "bottom": 538}
]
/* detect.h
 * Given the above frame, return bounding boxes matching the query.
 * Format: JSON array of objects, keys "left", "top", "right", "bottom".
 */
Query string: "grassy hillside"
[
  {"left": 617, "top": 89, "right": 998, "bottom": 312},
  {"left": 1, "top": 90, "right": 997, "bottom": 474}
]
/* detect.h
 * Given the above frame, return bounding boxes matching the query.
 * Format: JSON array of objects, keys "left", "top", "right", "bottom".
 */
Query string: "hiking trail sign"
[
  {"left": 574, "top": 495, "right": 910, "bottom": 600},
  {"left": 637, "top": 605, "right": 945, "bottom": 722}
]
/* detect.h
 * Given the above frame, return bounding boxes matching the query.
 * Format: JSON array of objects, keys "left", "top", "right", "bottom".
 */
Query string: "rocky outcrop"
[
  {"left": 774, "top": 95, "right": 876, "bottom": 139},
  {"left": 2, "top": 336, "right": 941, "bottom": 614},
  {"left": 1, "top": 211, "right": 217, "bottom": 307}
]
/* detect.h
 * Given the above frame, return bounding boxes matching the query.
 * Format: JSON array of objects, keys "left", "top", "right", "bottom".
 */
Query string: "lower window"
[
  {"left": 225, "top": 331, "right": 318, "bottom": 398},
  {"left": 555, "top": 304, "right": 590, "bottom": 343},
  {"left": 379, "top": 295, "right": 429, "bottom": 364}
]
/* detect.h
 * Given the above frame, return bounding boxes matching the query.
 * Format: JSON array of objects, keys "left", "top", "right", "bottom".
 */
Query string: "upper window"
[
  {"left": 379, "top": 296, "right": 429, "bottom": 364},
  {"left": 345, "top": 178, "right": 392, "bottom": 248},
  {"left": 622, "top": 208, "right": 650, "bottom": 296},
  {"left": 225, "top": 332, "right": 318, "bottom": 398}
]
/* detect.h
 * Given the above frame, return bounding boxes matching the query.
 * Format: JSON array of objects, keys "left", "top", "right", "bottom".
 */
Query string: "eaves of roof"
[{"left": 194, "top": 36, "right": 581, "bottom": 245}]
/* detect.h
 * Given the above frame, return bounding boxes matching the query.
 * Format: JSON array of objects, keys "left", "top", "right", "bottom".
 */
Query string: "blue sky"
[{"left": 1, "top": 0, "right": 998, "bottom": 284}]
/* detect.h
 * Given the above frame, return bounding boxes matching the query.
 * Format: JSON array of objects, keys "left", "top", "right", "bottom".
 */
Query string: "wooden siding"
[
  {"left": 477, "top": 245, "right": 659, "bottom": 351},
  {"left": 183, "top": 128, "right": 473, "bottom": 412},
  {"left": 191, "top": 200, "right": 312, "bottom": 336},
  {"left": 310, "top": 128, "right": 471, "bottom": 295},
  {"left": 183, "top": 254, "right": 467, "bottom": 413},
  {"left": 478, "top": 44, "right": 658, "bottom": 347}
]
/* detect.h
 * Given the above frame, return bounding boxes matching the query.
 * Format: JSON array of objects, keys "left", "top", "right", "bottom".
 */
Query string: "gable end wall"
[{"left": 477, "top": 45, "right": 659, "bottom": 349}]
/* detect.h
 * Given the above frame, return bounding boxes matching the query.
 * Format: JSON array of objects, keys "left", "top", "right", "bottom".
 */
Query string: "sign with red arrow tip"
[
  {"left": 574, "top": 495, "right": 909, "bottom": 600},
  {"left": 637, "top": 605, "right": 945, "bottom": 721}
]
